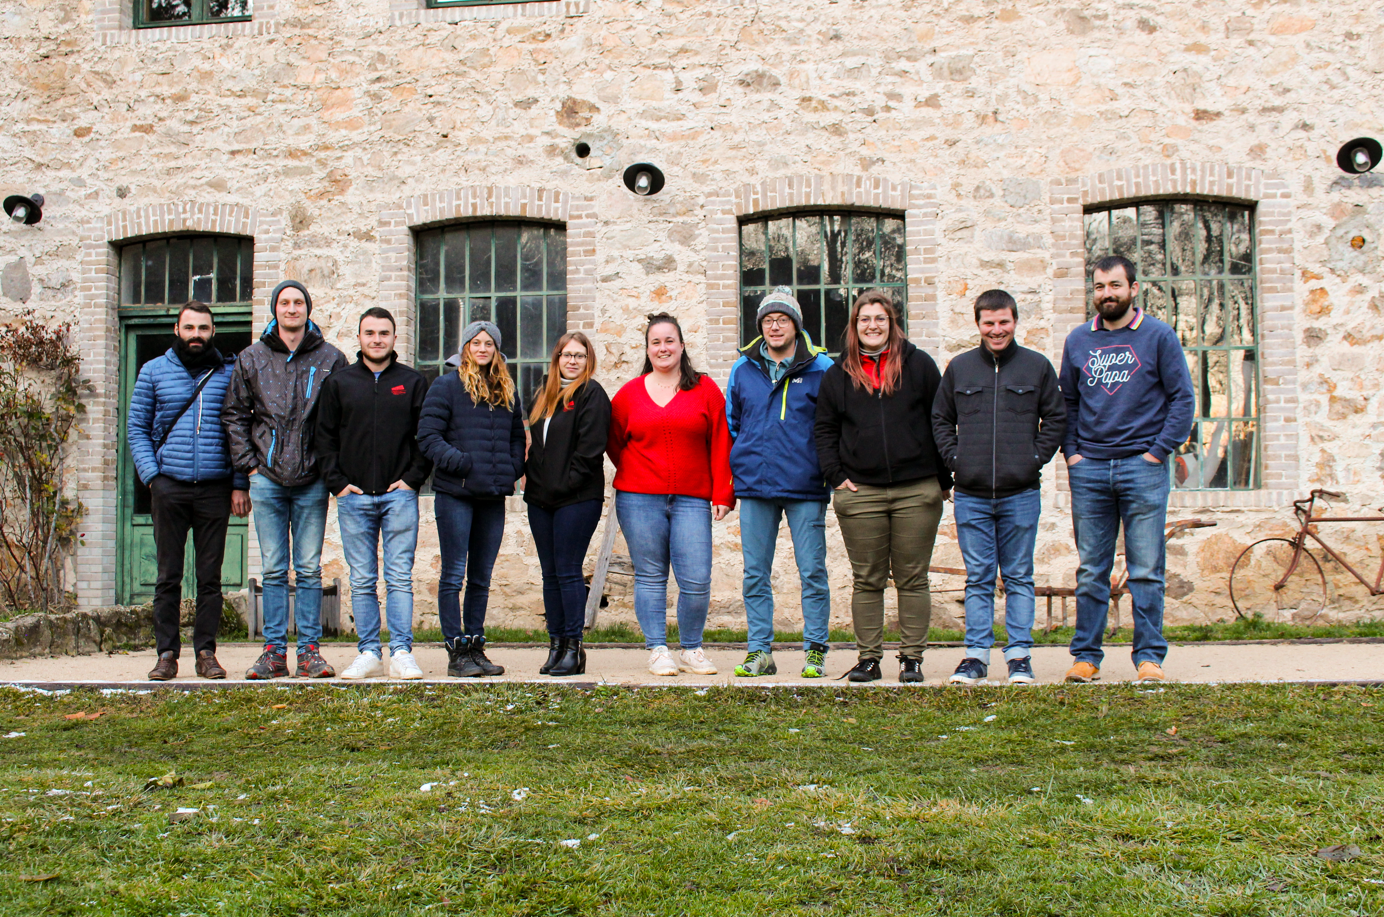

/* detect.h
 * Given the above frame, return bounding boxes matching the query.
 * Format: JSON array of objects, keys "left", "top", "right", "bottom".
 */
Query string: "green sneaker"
[
  {"left": 735, "top": 650, "right": 778, "bottom": 677},
  {"left": 802, "top": 643, "right": 828, "bottom": 678}
]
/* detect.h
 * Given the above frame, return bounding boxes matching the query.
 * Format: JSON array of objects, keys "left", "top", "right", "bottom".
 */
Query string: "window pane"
[
  {"left": 879, "top": 217, "right": 906, "bottom": 284},
  {"left": 520, "top": 364, "right": 544, "bottom": 414},
  {"left": 767, "top": 218, "right": 792, "bottom": 287},
  {"left": 238, "top": 239, "right": 254, "bottom": 302},
  {"left": 493, "top": 298, "right": 517, "bottom": 360},
  {"left": 443, "top": 231, "right": 467, "bottom": 295},
  {"left": 121, "top": 244, "right": 142, "bottom": 304},
  {"left": 493, "top": 225, "right": 519, "bottom": 294},
  {"left": 1141, "top": 280, "right": 1168, "bottom": 324},
  {"left": 216, "top": 237, "right": 240, "bottom": 303},
  {"left": 441, "top": 297, "right": 462, "bottom": 358},
  {"left": 545, "top": 295, "right": 566, "bottom": 357},
  {"left": 798, "top": 288, "right": 822, "bottom": 347},
  {"left": 1201, "top": 350, "right": 1229, "bottom": 420},
  {"left": 418, "top": 231, "right": 441, "bottom": 296},
  {"left": 1137, "top": 204, "right": 1166, "bottom": 278},
  {"left": 143, "top": 241, "right": 168, "bottom": 305},
  {"left": 1083, "top": 211, "right": 1108, "bottom": 293},
  {"left": 824, "top": 216, "right": 846, "bottom": 285},
  {"left": 1231, "top": 421, "right": 1257, "bottom": 488},
  {"left": 825, "top": 288, "right": 849, "bottom": 352},
  {"left": 1228, "top": 209, "right": 1253, "bottom": 275},
  {"left": 469, "top": 296, "right": 492, "bottom": 325},
  {"left": 794, "top": 217, "right": 822, "bottom": 286},
  {"left": 167, "top": 238, "right": 190, "bottom": 304},
  {"left": 418, "top": 300, "right": 440, "bottom": 364},
  {"left": 850, "top": 216, "right": 877, "bottom": 284},
  {"left": 1197, "top": 420, "right": 1230, "bottom": 489},
  {"left": 207, "top": 0, "right": 250, "bottom": 18},
  {"left": 1227, "top": 279, "right": 1254, "bottom": 345},
  {"left": 1230, "top": 350, "right": 1257, "bottom": 417},
  {"left": 545, "top": 227, "right": 566, "bottom": 292},
  {"left": 1109, "top": 207, "right": 1137, "bottom": 261},
  {"left": 1199, "top": 280, "right": 1224, "bottom": 347},
  {"left": 468, "top": 229, "right": 493, "bottom": 295},
  {"left": 1199, "top": 204, "right": 1227, "bottom": 275},
  {"left": 145, "top": 0, "right": 191, "bottom": 23},
  {"left": 740, "top": 222, "right": 766, "bottom": 288},
  {"left": 520, "top": 226, "right": 545, "bottom": 292},
  {"left": 520, "top": 295, "right": 545, "bottom": 359},
  {"left": 1168, "top": 203, "right": 1196, "bottom": 276},
  {"left": 1168, "top": 280, "right": 1197, "bottom": 348}
]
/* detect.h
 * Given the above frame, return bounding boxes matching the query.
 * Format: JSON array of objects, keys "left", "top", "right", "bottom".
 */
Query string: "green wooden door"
[{"left": 116, "top": 316, "right": 253, "bottom": 605}]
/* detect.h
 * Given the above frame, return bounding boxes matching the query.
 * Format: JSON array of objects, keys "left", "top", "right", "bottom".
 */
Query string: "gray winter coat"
[{"left": 222, "top": 320, "right": 347, "bottom": 487}]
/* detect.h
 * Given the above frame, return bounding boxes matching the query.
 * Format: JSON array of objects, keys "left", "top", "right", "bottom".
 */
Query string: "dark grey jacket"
[
  {"left": 931, "top": 341, "right": 1065, "bottom": 499},
  {"left": 222, "top": 320, "right": 347, "bottom": 487}
]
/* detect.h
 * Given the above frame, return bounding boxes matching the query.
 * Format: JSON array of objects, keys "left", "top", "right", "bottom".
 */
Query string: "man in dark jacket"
[
  {"left": 932, "top": 289, "right": 1065, "bottom": 686},
  {"left": 725, "top": 287, "right": 836, "bottom": 679},
  {"left": 223, "top": 280, "right": 347, "bottom": 679},
  {"left": 127, "top": 301, "right": 249, "bottom": 681},
  {"left": 316, "top": 307, "right": 431, "bottom": 681}
]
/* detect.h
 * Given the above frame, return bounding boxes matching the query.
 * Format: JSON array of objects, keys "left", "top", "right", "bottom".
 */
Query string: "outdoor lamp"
[
  {"left": 3, "top": 193, "right": 43, "bottom": 225},
  {"left": 1336, "top": 138, "right": 1382, "bottom": 174},
  {"left": 622, "top": 163, "right": 666, "bottom": 196}
]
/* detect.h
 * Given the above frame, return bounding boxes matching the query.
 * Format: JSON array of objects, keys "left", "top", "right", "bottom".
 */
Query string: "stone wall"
[{"left": 2, "top": 0, "right": 1384, "bottom": 633}]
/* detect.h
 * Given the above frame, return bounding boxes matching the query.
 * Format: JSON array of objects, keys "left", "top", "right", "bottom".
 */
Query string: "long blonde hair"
[
  {"left": 529, "top": 332, "right": 596, "bottom": 424},
  {"left": 458, "top": 344, "right": 517, "bottom": 410}
]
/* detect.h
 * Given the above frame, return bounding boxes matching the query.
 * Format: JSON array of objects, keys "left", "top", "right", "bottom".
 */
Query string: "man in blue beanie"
[{"left": 223, "top": 280, "right": 347, "bottom": 679}]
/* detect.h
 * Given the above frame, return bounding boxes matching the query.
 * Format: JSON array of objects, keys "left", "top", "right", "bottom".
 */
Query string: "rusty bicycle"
[{"left": 1229, "top": 489, "right": 1384, "bottom": 621}]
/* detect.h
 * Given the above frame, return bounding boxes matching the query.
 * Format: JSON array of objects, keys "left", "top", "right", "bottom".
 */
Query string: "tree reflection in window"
[
  {"left": 1084, "top": 201, "right": 1259, "bottom": 491},
  {"left": 139, "top": 0, "right": 249, "bottom": 26}
]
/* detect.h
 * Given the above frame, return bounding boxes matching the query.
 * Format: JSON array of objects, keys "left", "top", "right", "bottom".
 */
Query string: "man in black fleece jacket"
[
  {"left": 316, "top": 307, "right": 432, "bottom": 681},
  {"left": 932, "top": 290, "right": 1065, "bottom": 686}
]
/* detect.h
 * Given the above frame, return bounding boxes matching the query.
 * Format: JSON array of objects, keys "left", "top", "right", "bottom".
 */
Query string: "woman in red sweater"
[{"left": 608, "top": 313, "right": 735, "bottom": 677}]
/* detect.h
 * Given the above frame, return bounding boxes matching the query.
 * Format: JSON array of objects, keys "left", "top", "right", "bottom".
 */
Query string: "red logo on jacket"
[
  {"left": 391, "top": 385, "right": 407, "bottom": 395},
  {"left": 563, "top": 400, "right": 575, "bottom": 411}
]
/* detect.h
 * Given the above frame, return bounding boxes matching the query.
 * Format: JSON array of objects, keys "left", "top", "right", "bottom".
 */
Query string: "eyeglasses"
[
  {"left": 857, "top": 316, "right": 891, "bottom": 326},
  {"left": 761, "top": 316, "right": 794, "bottom": 328},
  {"left": 558, "top": 352, "right": 588, "bottom": 361}
]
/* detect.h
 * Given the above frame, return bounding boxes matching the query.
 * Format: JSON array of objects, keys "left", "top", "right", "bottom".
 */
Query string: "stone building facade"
[{"left": 2, "top": 0, "right": 1382, "bottom": 631}]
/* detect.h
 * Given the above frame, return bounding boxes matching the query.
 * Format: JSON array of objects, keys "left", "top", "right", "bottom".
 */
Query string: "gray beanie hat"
[
  {"left": 460, "top": 320, "right": 502, "bottom": 354},
  {"left": 755, "top": 286, "right": 803, "bottom": 331}
]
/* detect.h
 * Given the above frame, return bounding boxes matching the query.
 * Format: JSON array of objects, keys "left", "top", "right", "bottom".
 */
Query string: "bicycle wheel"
[{"left": 1229, "top": 537, "right": 1328, "bottom": 622}]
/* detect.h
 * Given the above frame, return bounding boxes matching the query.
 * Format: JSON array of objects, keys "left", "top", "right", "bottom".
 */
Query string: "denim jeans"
[
  {"left": 434, "top": 492, "right": 507, "bottom": 645},
  {"left": 1067, "top": 454, "right": 1172, "bottom": 667},
  {"left": 954, "top": 488, "right": 1041, "bottom": 666},
  {"left": 527, "top": 499, "right": 604, "bottom": 639},
  {"left": 739, "top": 497, "right": 831, "bottom": 652},
  {"left": 337, "top": 489, "right": 419, "bottom": 656},
  {"left": 615, "top": 491, "right": 712, "bottom": 650},
  {"left": 248, "top": 474, "right": 329, "bottom": 653}
]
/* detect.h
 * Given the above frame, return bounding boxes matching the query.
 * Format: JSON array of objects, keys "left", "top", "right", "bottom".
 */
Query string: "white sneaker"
[
  {"left": 648, "top": 645, "right": 678, "bottom": 676},
  {"left": 677, "top": 647, "right": 718, "bottom": 675},
  {"left": 340, "top": 652, "right": 385, "bottom": 680},
  {"left": 389, "top": 650, "right": 424, "bottom": 680}
]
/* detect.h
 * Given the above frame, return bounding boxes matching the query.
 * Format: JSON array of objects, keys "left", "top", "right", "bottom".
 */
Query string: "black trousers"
[{"left": 150, "top": 476, "right": 233, "bottom": 657}]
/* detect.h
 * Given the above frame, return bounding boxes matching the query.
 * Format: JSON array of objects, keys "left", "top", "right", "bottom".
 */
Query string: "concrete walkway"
[{"left": 1, "top": 641, "right": 1381, "bottom": 687}]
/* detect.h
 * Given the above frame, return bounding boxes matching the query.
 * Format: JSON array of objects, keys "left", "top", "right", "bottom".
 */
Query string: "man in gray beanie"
[{"left": 223, "top": 279, "right": 347, "bottom": 680}]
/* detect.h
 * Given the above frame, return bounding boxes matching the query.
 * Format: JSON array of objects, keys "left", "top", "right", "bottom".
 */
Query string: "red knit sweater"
[{"left": 608, "top": 374, "right": 736, "bottom": 507}]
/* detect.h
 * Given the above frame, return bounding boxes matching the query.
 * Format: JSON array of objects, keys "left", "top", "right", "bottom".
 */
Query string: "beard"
[
  {"left": 174, "top": 334, "right": 220, "bottom": 370},
  {"left": 1095, "top": 294, "right": 1133, "bottom": 323}
]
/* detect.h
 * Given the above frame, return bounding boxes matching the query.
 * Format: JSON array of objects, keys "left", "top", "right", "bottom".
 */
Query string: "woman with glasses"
[
  {"left": 607, "top": 313, "right": 735, "bottom": 677},
  {"left": 524, "top": 333, "right": 611, "bottom": 677},
  {"left": 814, "top": 290, "right": 953, "bottom": 683}
]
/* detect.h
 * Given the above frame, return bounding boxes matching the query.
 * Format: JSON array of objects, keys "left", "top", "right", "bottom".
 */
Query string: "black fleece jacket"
[
  {"left": 813, "top": 340, "right": 954, "bottom": 491},
  {"left": 523, "top": 379, "right": 612, "bottom": 511},
  {"left": 315, "top": 353, "right": 432, "bottom": 496},
  {"left": 931, "top": 340, "right": 1066, "bottom": 499}
]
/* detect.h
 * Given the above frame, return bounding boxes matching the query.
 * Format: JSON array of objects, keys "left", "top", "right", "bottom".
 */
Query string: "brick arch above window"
[
  {"left": 377, "top": 186, "right": 596, "bottom": 363},
  {"left": 75, "top": 201, "right": 285, "bottom": 609},
  {"left": 1049, "top": 162, "right": 1299, "bottom": 507},
  {"left": 704, "top": 175, "right": 938, "bottom": 381}
]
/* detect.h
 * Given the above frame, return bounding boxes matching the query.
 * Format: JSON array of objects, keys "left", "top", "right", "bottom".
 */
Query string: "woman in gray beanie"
[{"left": 417, "top": 321, "right": 526, "bottom": 678}]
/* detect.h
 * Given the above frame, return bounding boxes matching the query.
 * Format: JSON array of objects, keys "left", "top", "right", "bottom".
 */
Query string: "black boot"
[
  {"left": 539, "top": 636, "right": 564, "bottom": 675},
  {"left": 448, "top": 637, "right": 482, "bottom": 678},
  {"left": 898, "top": 655, "right": 925, "bottom": 684},
  {"left": 550, "top": 636, "right": 585, "bottom": 676},
  {"left": 468, "top": 635, "right": 505, "bottom": 677}
]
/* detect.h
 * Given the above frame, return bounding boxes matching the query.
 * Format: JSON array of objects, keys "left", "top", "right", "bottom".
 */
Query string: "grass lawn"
[{"left": 1, "top": 685, "right": 1382, "bottom": 916}]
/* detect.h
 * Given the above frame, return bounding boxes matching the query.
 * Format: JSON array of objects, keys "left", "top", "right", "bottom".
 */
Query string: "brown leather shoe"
[
  {"left": 195, "top": 650, "right": 227, "bottom": 680},
  {"left": 148, "top": 651, "right": 178, "bottom": 681}
]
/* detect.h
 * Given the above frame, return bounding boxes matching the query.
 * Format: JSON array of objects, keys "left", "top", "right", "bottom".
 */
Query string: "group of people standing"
[{"left": 129, "top": 253, "right": 1192, "bottom": 685}]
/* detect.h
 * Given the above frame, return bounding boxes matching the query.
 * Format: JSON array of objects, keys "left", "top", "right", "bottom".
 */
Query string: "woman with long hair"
[
  {"left": 525, "top": 332, "right": 611, "bottom": 677},
  {"left": 417, "top": 321, "right": 525, "bottom": 678},
  {"left": 814, "top": 290, "right": 953, "bottom": 683},
  {"left": 607, "top": 313, "right": 735, "bottom": 677}
]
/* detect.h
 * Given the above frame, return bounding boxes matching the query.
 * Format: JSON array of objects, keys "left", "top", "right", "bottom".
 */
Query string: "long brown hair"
[
  {"left": 841, "top": 289, "right": 907, "bottom": 395},
  {"left": 529, "top": 332, "right": 596, "bottom": 423},
  {"left": 458, "top": 337, "right": 517, "bottom": 410},
  {"left": 641, "top": 313, "right": 703, "bottom": 392}
]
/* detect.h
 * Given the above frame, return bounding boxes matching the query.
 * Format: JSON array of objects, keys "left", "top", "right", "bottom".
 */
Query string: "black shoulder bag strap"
[{"left": 154, "top": 367, "right": 219, "bottom": 452}]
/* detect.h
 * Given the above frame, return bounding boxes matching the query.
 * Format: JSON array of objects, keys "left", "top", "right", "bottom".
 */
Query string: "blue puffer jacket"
[
  {"left": 417, "top": 371, "right": 526, "bottom": 499},
  {"left": 726, "top": 331, "right": 834, "bottom": 501},
  {"left": 127, "top": 348, "right": 248, "bottom": 488}
]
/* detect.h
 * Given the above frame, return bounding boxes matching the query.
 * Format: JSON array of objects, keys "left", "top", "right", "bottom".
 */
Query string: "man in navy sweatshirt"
[{"left": 1059, "top": 255, "right": 1194, "bottom": 684}]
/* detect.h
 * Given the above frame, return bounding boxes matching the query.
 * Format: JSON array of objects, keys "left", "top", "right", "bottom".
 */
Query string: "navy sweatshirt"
[{"left": 1058, "top": 308, "right": 1195, "bottom": 462}]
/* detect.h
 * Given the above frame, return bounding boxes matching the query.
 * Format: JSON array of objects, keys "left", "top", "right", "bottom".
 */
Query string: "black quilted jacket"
[{"left": 417, "top": 371, "right": 526, "bottom": 499}]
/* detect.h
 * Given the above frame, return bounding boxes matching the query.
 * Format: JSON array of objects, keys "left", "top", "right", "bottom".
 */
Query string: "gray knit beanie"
[
  {"left": 269, "top": 280, "right": 312, "bottom": 318},
  {"left": 460, "top": 320, "right": 502, "bottom": 354},
  {"left": 755, "top": 286, "right": 803, "bottom": 331}
]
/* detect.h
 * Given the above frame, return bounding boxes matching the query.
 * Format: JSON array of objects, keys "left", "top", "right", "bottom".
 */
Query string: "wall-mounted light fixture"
[
  {"left": 622, "top": 163, "right": 665, "bottom": 196},
  {"left": 1336, "top": 138, "right": 1382, "bottom": 174},
  {"left": 3, "top": 193, "right": 43, "bottom": 225}
]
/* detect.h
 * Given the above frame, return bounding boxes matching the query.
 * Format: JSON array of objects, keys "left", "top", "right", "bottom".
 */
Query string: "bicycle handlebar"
[{"left": 1313, "top": 489, "right": 1347, "bottom": 500}]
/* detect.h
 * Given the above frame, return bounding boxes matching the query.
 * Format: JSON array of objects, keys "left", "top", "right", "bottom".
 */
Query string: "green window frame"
[
  {"left": 739, "top": 211, "right": 907, "bottom": 355},
  {"left": 119, "top": 235, "right": 255, "bottom": 313},
  {"left": 1084, "top": 201, "right": 1260, "bottom": 491},
  {"left": 415, "top": 221, "right": 567, "bottom": 410},
  {"left": 136, "top": 0, "right": 251, "bottom": 28}
]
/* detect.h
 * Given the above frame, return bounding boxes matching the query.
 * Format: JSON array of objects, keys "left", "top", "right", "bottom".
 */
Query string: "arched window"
[
  {"left": 1084, "top": 201, "right": 1259, "bottom": 490},
  {"left": 739, "top": 212, "right": 906, "bottom": 354},
  {"left": 414, "top": 221, "right": 567, "bottom": 408},
  {"left": 120, "top": 235, "right": 254, "bottom": 308}
]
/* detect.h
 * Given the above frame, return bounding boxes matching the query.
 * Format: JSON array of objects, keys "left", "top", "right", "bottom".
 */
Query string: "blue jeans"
[
  {"left": 954, "top": 488, "right": 1041, "bottom": 666},
  {"left": 615, "top": 491, "right": 712, "bottom": 650},
  {"left": 248, "top": 474, "right": 329, "bottom": 653},
  {"left": 528, "top": 499, "right": 604, "bottom": 639},
  {"left": 338, "top": 489, "right": 419, "bottom": 656},
  {"left": 434, "top": 492, "right": 506, "bottom": 645},
  {"left": 739, "top": 497, "right": 831, "bottom": 652},
  {"left": 1067, "top": 455, "right": 1172, "bottom": 668}
]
